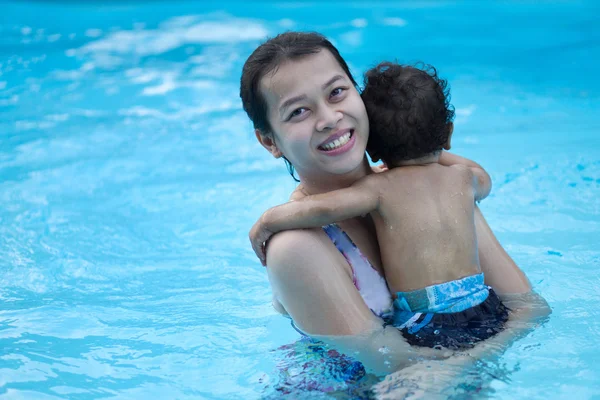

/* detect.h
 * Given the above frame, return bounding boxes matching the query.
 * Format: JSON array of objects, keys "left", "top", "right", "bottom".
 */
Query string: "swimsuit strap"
[{"left": 322, "top": 224, "right": 392, "bottom": 317}]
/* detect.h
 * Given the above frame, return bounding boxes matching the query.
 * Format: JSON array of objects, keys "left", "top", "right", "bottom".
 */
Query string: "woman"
[{"left": 240, "top": 31, "right": 540, "bottom": 375}]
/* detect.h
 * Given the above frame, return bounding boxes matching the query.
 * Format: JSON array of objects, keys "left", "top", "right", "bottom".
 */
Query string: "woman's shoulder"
[
  {"left": 265, "top": 227, "right": 353, "bottom": 281},
  {"left": 266, "top": 228, "right": 330, "bottom": 266},
  {"left": 265, "top": 227, "right": 377, "bottom": 336}
]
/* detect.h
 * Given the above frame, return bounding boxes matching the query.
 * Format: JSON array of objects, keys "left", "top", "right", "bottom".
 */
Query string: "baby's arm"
[
  {"left": 438, "top": 150, "right": 486, "bottom": 170},
  {"left": 440, "top": 151, "right": 491, "bottom": 201},
  {"left": 471, "top": 167, "right": 491, "bottom": 201},
  {"left": 249, "top": 178, "right": 379, "bottom": 265},
  {"left": 451, "top": 164, "right": 490, "bottom": 202}
]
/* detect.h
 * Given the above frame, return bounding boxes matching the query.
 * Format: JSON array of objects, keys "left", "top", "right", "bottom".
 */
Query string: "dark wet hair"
[
  {"left": 361, "top": 62, "right": 455, "bottom": 165},
  {"left": 240, "top": 31, "right": 357, "bottom": 181}
]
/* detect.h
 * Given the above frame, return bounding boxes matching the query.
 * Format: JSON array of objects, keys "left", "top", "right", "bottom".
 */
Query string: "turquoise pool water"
[{"left": 1, "top": 1, "right": 599, "bottom": 398}]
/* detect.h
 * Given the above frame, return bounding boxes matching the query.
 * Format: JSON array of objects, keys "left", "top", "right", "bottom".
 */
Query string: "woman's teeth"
[{"left": 320, "top": 132, "right": 352, "bottom": 151}]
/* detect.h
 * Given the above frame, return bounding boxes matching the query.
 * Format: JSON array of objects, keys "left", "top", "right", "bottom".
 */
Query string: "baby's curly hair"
[{"left": 361, "top": 62, "right": 455, "bottom": 165}]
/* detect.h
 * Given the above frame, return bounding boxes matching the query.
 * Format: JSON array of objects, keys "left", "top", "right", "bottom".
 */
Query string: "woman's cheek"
[
  {"left": 284, "top": 123, "right": 312, "bottom": 152},
  {"left": 293, "top": 119, "right": 314, "bottom": 141}
]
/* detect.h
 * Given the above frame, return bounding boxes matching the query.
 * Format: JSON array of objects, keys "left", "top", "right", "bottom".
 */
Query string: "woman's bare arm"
[
  {"left": 474, "top": 205, "right": 531, "bottom": 293},
  {"left": 375, "top": 290, "right": 550, "bottom": 397},
  {"left": 266, "top": 228, "right": 384, "bottom": 336}
]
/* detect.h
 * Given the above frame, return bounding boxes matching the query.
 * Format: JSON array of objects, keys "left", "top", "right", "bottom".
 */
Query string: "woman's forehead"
[{"left": 260, "top": 50, "right": 347, "bottom": 106}]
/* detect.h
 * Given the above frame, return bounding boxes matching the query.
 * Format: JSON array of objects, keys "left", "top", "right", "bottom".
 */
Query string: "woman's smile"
[{"left": 317, "top": 128, "right": 356, "bottom": 155}]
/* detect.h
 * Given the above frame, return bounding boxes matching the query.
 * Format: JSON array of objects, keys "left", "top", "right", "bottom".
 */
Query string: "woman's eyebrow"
[
  {"left": 322, "top": 74, "right": 345, "bottom": 90},
  {"left": 278, "top": 75, "right": 347, "bottom": 116},
  {"left": 279, "top": 94, "right": 307, "bottom": 115}
]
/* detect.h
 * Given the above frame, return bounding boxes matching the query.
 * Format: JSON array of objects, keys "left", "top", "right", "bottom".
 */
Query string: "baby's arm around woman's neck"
[
  {"left": 249, "top": 176, "right": 381, "bottom": 264},
  {"left": 262, "top": 176, "right": 381, "bottom": 235}
]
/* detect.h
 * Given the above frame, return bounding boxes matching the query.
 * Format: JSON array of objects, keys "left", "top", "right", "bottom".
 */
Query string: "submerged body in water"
[{"left": 265, "top": 292, "right": 549, "bottom": 398}]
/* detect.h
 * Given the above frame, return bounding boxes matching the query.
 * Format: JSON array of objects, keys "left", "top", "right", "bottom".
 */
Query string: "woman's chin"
[{"left": 321, "top": 150, "right": 369, "bottom": 176}]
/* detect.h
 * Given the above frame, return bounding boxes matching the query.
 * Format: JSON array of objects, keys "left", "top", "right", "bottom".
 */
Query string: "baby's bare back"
[{"left": 369, "top": 164, "right": 480, "bottom": 294}]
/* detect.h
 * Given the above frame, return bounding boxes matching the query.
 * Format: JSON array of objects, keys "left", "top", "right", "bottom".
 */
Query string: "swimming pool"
[{"left": 1, "top": 0, "right": 599, "bottom": 398}]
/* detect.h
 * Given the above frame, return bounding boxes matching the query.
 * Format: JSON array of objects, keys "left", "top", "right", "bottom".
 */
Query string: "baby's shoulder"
[{"left": 441, "top": 163, "right": 474, "bottom": 182}]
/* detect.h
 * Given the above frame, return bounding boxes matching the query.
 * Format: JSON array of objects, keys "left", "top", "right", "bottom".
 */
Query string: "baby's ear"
[
  {"left": 255, "top": 129, "right": 283, "bottom": 158},
  {"left": 443, "top": 123, "right": 454, "bottom": 150}
]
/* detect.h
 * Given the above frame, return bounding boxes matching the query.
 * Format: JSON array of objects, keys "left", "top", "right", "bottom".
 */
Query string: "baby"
[{"left": 250, "top": 62, "right": 508, "bottom": 350}]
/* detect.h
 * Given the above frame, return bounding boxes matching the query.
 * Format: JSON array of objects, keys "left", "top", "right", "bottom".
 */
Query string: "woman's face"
[{"left": 258, "top": 50, "right": 369, "bottom": 181}]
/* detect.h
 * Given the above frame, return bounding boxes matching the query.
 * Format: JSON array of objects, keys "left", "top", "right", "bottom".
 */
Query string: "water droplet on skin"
[{"left": 378, "top": 346, "right": 390, "bottom": 354}]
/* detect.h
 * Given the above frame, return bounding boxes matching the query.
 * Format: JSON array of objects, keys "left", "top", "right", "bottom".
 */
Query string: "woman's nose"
[{"left": 315, "top": 106, "right": 342, "bottom": 132}]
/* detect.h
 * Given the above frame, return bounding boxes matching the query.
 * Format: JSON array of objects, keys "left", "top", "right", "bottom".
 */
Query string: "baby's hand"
[
  {"left": 371, "top": 163, "right": 388, "bottom": 173},
  {"left": 249, "top": 216, "right": 275, "bottom": 266}
]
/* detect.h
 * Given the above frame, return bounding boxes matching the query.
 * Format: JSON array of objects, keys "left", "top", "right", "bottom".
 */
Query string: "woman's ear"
[
  {"left": 255, "top": 129, "right": 283, "bottom": 158},
  {"left": 443, "top": 123, "right": 454, "bottom": 150}
]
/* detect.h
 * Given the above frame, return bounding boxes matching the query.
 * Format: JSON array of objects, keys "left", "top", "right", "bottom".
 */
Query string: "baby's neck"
[{"left": 389, "top": 152, "right": 440, "bottom": 168}]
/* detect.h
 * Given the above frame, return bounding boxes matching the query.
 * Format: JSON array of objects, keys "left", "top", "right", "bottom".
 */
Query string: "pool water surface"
[{"left": 1, "top": 1, "right": 599, "bottom": 399}]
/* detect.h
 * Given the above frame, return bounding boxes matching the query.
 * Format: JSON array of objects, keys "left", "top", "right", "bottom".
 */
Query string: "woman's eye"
[
  {"left": 288, "top": 108, "right": 307, "bottom": 120},
  {"left": 330, "top": 87, "right": 346, "bottom": 99}
]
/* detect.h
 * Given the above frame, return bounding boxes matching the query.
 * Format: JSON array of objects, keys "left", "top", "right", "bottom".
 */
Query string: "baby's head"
[{"left": 361, "top": 62, "right": 455, "bottom": 166}]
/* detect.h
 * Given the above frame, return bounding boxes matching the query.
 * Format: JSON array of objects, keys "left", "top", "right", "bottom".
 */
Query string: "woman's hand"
[{"left": 249, "top": 214, "right": 275, "bottom": 266}]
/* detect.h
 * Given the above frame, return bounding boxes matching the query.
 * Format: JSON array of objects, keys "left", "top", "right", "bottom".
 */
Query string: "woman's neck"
[{"left": 298, "top": 157, "right": 372, "bottom": 196}]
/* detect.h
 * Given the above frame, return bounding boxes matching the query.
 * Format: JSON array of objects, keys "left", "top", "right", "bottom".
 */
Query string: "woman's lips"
[{"left": 317, "top": 129, "right": 355, "bottom": 156}]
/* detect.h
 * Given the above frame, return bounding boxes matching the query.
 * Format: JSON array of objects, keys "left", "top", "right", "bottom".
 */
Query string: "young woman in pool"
[{"left": 240, "top": 31, "right": 542, "bottom": 375}]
